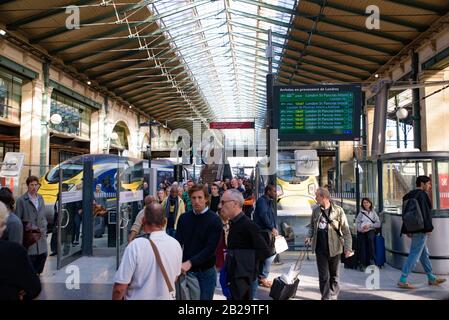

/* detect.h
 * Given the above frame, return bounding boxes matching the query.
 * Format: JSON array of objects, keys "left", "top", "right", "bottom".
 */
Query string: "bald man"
[{"left": 128, "top": 195, "right": 157, "bottom": 242}]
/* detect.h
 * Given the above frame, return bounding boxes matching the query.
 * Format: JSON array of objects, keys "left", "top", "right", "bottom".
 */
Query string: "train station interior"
[{"left": 0, "top": 0, "right": 449, "bottom": 301}]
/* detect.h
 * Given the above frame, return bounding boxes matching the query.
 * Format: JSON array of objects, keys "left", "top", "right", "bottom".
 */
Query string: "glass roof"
[{"left": 148, "top": 0, "right": 297, "bottom": 137}]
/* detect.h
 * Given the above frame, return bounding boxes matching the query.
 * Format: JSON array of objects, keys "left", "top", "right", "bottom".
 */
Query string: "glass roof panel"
[{"left": 149, "top": 0, "right": 297, "bottom": 132}]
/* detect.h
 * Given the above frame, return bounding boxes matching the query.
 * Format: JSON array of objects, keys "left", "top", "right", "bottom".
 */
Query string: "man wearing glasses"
[
  {"left": 16, "top": 176, "right": 48, "bottom": 275},
  {"left": 219, "top": 189, "right": 270, "bottom": 300}
]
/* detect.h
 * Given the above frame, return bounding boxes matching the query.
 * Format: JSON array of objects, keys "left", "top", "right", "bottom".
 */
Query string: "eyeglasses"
[{"left": 220, "top": 200, "right": 235, "bottom": 206}]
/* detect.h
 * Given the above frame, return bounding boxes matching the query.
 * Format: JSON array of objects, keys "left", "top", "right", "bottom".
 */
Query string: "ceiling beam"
[
  {"left": 384, "top": 0, "right": 449, "bottom": 14},
  {"left": 303, "top": 0, "right": 428, "bottom": 31},
  {"left": 30, "top": 2, "right": 140, "bottom": 43},
  {"left": 229, "top": 20, "right": 386, "bottom": 64},
  {"left": 6, "top": 0, "right": 94, "bottom": 30}
]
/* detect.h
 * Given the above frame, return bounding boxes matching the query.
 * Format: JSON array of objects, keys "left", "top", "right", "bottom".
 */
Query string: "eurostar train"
[{"left": 39, "top": 154, "right": 182, "bottom": 228}]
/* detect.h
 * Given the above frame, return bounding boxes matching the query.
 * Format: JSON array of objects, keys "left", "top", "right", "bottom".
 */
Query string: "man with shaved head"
[
  {"left": 128, "top": 195, "right": 157, "bottom": 242},
  {"left": 113, "top": 203, "right": 182, "bottom": 300}
]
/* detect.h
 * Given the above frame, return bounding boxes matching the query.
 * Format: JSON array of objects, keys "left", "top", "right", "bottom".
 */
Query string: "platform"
[{"left": 37, "top": 251, "right": 449, "bottom": 300}]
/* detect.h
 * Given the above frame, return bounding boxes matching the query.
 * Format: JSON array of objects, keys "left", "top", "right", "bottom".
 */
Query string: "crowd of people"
[
  {"left": 117, "top": 177, "right": 278, "bottom": 300},
  {"left": 0, "top": 174, "right": 446, "bottom": 300}
]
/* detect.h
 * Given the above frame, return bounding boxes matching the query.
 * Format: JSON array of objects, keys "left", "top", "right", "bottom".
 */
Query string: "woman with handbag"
[{"left": 356, "top": 198, "right": 381, "bottom": 271}]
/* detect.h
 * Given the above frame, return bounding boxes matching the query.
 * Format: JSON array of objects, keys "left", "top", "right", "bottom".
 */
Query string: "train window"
[{"left": 46, "top": 162, "right": 83, "bottom": 183}]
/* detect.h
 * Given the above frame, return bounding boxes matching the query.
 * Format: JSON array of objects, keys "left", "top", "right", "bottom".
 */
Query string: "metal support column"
[
  {"left": 412, "top": 51, "right": 422, "bottom": 150},
  {"left": 371, "top": 82, "right": 389, "bottom": 157},
  {"left": 81, "top": 158, "right": 94, "bottom": 256},
  {"left": 266, "top": 29, "right": 277, "bottom": 220},
  {"left": 377, "top": 159, "right": 383, "bottom": 212},
  {"left": 40, "top": 61, "right": 50, "bottom": 177}
]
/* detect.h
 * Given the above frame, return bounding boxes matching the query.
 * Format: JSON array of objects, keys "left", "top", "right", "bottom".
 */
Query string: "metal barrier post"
[{"left": 81, "top": 158, "right": 93, "bottom": 256}]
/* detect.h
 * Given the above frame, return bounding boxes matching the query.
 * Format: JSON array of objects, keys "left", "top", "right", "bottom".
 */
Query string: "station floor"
[{"left": 37, "top": 250, "right": 449, "bottom": 300}]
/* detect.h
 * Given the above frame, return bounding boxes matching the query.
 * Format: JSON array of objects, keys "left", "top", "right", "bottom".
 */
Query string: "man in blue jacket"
[
  {"left": 397, "top": 176, "right": 446, "bottom": 289},
  {"left": 253, "top": 184, "right": 278, "bottom": 288}
]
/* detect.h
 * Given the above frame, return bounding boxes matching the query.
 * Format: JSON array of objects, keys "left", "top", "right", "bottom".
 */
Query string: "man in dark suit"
[{"left": 220, "top": 189, "right": 270, "bottom": 300}]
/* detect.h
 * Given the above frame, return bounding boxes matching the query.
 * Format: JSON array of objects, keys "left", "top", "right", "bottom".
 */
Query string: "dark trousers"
[
  {"left": 316, "top": 250, "right": 341, "bottom": 300},
  {"left": 50, "top": 211, "right": 59, "bottom": 253},
  {"left": 230, "top": 277, "right": 254, "bottom": 300},
  {"left": 357, "top": 230, "right": 376, "bottom": 267},
  {"left": 29, "top": 253, "right": 47, "bottom": 274},
  {"left": 72, "top": 214, "right": 82, "bottom": 243}
]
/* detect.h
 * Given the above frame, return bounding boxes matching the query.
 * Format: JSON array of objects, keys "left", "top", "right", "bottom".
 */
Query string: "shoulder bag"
[{"left": 147, "top": 236, "right": 176, "bottom": 300}]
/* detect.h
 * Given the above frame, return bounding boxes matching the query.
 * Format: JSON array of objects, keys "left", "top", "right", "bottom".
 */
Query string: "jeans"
[
  {"left": 259, "top": 254, "right": 276, "bottom": 279},
  {"left": 251, "top": 278, "right": 258, "bottom": 299},
  {"left": 189, "top": 267, "right": 217, "bottom": 300},
  {"left": 316, "top": 250, "right": 340, "bottom": 300},
  {"left": 401, "top": 233, "right": 433, "bottom": 278}
]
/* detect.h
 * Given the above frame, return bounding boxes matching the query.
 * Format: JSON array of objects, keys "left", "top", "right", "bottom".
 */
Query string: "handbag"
[
  {"left": 148, "top": 238, "right": 176, "bottom": 300},
  {"left": 22, "top": 221, "right": 41, "bottom": 249},
  {"left": 361, "top": 212, "right": 381, "bottom": 234},
  {"left": 274, "top": 235, "right": 289, "bottom": 254},
  {"left": 93, "top": 204, "right": 108, "bottom": 217}
]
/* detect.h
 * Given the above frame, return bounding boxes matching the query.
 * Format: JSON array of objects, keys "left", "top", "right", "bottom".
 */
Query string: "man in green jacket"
[{"left": 305, "top": 187, "right": 353, "bottom": 300}]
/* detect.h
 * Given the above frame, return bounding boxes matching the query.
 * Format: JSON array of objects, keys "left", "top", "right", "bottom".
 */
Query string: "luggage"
[
  {"left": 269, "top": 246, "right": 308, "bottom": 300},
  {"left": 374, "top": 234, "right": 386, "bottom": 267}
]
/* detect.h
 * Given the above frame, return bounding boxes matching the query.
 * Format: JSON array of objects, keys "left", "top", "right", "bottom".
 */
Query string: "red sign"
[
  {"left": 209, "top": 122, "right": 255, "bottom": 129},
  {"left": 439, "top": 173, "right": 449, "bottom": 209}
]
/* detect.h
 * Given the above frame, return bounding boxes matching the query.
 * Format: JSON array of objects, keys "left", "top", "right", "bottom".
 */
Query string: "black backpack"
[{"left": 402, "top": 196, "right": 424, "bottom": 233}]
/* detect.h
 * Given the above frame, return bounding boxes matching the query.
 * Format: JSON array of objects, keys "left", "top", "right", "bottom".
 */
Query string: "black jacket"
[
  {"left": 401, "top": 189, "right": 434, "bottom": 234},
  {"left": 225, "top": 213, "right": 271, "bottom": 300},
  {"left": 0, "top": 240, "right": 41, "bottom": 300},
  {"left": 226, "top": 213, "right": 271, "bottom": 275}
]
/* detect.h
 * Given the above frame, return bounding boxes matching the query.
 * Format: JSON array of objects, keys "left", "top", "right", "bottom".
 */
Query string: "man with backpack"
[{"left": 397, "top": 176, "right": 446, "bottom": 289}]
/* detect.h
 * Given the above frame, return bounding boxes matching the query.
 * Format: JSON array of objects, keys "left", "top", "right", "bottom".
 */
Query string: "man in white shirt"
[{"left": 112, "top": 203, "right": 182, "bottom": 300}]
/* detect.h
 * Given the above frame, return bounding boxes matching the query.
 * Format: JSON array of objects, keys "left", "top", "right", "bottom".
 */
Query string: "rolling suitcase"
[
  {"left": 375, "top": 234, "right": 386, "bottom": 267},
  {"left": 269, "top": 246, "right": 308, "bottom": 300}
]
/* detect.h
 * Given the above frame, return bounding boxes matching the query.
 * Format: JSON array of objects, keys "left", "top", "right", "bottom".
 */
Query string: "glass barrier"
[
  {"left": 382, "top": 160, "right": 432, "bottom": 214},
  {"left": 117, "top": 156, "right": 144, "bottom": 262}
]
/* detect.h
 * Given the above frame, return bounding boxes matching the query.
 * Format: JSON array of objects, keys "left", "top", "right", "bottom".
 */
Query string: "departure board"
[{"left": 274, "top": 84, "right": 362, "bottom": 141}]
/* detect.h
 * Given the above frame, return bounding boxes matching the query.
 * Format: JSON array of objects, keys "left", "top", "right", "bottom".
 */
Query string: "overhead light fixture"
[
  {"left": 374, "top": 74, "right": 379, "bottom": 78},
  {"left": 49, "top": 113, "right": 62, "bottom": 125},
  {"left": 396, "top": 107, "right": 408, "bottom": 120},
  {"left": 0, "top": 29, "right": 6, "bottom": 36},
  {"left": 87, "top": 80, "right": 91, "bottom": 85},
  {"left": 129, "top": 105, "right": 132, "bottom": 109}
]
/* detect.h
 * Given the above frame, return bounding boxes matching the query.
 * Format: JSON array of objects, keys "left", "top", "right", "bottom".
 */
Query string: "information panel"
[{"left": 274, "top": 84, "right": 362, "bottom": 141}]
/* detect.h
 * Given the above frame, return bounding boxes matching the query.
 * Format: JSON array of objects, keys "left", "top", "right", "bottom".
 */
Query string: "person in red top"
[{"left": 215, "top": 210, "right": 229, "bottom": 271}]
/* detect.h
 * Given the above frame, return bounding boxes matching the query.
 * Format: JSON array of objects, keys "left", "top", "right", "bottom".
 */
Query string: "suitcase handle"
[{"left": 293, "top": 244, "right": 310, "bottom": 271}]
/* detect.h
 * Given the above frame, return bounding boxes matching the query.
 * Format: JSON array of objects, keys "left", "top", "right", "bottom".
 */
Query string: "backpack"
[{"left": 402, "top": 196, "right": 424, "bottom": 233}]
